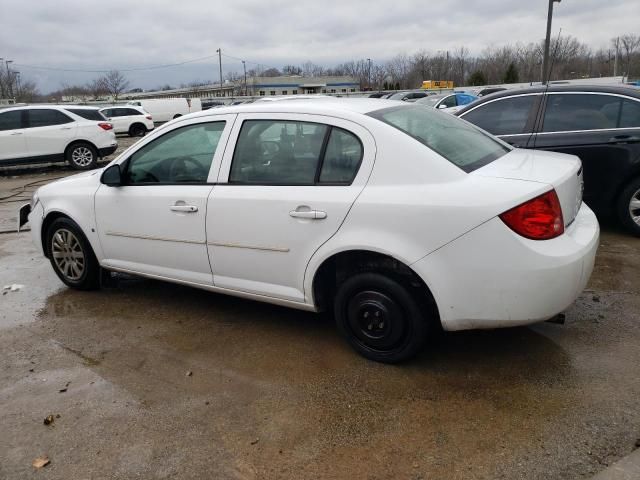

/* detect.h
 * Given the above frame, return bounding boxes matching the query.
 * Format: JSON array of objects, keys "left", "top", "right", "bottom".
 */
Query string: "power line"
[{"left": 13, "top": 54, "right": 219, "bottom": 73}]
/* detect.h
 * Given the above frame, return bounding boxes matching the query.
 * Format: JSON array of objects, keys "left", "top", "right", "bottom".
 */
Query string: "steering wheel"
[{"left": 169, "top": 156, "right": 208, "bottom": 182}]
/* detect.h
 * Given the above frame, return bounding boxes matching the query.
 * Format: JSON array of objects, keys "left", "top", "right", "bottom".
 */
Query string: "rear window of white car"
[
  {"left": 65, "top": 108, "right": 106, "bottom": 121},
  {"left": 369, "top": 105, "right": 510, "bottom": 172}
]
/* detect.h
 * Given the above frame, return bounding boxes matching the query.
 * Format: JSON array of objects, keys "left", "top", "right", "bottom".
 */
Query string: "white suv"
[
  {"left": 0, "top": 105, "right": 117, "bottom": 170},
  {"left": 99, "top": 105, "right": 154, "bottom": 137}
]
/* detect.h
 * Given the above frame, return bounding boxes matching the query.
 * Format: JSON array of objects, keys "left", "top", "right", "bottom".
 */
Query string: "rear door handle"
[
  {"left": 609, "top": 135, "right": 640, "bottom": 143},
  {"left": 170, "top": 205, "right": 198, "bottom": 213},
  {"left": 289, "top": 209, "right": 327, "bottom": 219},
  {"left": 60, "top": 127, "right": 73, "bottom": 130},
  {"left": 10, "top": 131, "right": 23, "bottom": 135}
]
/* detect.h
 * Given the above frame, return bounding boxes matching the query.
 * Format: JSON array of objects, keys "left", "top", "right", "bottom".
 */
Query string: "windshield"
[{"left": 368, "top": 105, "right": 510, "bottom": 172}]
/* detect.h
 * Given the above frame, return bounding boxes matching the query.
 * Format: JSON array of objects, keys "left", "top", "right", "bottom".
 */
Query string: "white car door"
[
  {"left": 102, "top": 108, "right": 128, "bottom": 133},
  {"left": 24, "top": 108, "right": 77, "bottom": 157},
  {"left": 95, "top": 115, "right": 236, "bottom": 284},
  {"left": 207, "top": 113, "right": 375, "bottom": 303},
  {"left": 0, "top": 109, "right": 28, "bottom": 161}
]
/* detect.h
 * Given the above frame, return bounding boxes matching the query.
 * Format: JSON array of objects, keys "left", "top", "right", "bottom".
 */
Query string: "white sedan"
[{"left": 20, "top": 99, "right": 599, "bottom": 363}]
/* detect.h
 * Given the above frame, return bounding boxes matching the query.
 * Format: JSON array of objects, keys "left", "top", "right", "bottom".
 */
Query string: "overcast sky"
[{"left": 1, "top": 0, "right": 638, "bottom": 92}]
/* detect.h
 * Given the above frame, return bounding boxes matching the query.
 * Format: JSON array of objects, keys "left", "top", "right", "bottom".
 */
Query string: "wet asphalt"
[{"left": 0, "top": 140, "right": 639, "bottom": 479}]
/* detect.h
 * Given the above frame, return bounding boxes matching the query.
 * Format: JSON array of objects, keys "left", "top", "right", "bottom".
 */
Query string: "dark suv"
[{"left": 456, "top": 85, "right": 640, "bottom": 235}]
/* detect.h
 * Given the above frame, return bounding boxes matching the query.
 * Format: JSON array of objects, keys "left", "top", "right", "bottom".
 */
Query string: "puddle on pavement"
[{"left": 33, "top": 275, "right": 585, "bottom": 479}]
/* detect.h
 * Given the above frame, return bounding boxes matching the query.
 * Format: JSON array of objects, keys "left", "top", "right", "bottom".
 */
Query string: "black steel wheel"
[
  {"left": 334, "top": 272, "right": 428, "bottom": 363},
  {"left": 46, "top": 217, "right": 100, "bottom": 290}
]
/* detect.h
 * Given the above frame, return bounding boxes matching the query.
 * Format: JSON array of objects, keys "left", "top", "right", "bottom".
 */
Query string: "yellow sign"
[{"left": 421, "top": 80, "right": 453, "bottom": 89}]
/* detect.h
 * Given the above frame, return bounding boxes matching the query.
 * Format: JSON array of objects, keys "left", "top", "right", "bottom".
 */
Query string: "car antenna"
[{"left": 532, "top": 28, "right": 562, "bottom": 149}]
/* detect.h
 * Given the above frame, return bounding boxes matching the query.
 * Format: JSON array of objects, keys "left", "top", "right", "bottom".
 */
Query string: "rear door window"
[
  {"left": 542, "top": 94, "right": 621, "bottom": 132},
  {"left": 620, "top": 99, "right": 640, "bottom": 128},
  {"left": 230, "top": 120, "right": 328, "bottom": 184},
  {"left": 319, "top": 128, "right": 363, "bottom": 184},
  {"left": 66, "top": 109, "right": 105, "bottom": 121},
  {"left": 0, "top": 110, "right": 24, "bottom": 131},
  {"left": 27, "top": 109, "right": 73, "bottom": 128},
  {"left": 462, "top": 95, "right": 536, "bottom": 135}
]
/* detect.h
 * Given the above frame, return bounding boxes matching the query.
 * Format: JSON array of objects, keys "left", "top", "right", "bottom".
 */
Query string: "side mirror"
[
  {"left": 101, "top": 164, "right": 122, "bottom": 187},
  {"left": 437, "top": 104, "right": 448, "bottom": 109}
]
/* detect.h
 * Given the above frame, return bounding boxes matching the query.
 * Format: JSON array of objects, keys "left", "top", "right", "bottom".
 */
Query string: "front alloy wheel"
[
  {"left": 46, "top": 217, "right": 100, "bottom": 290},
  {"left": 51, "top": 229, "right": 85, "bottom": 281}
]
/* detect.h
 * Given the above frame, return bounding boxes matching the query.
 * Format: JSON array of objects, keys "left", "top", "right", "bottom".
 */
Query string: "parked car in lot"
[
  {"left": 386, "top": 91, "right": 432, "bottom": 102},
  {"left": 21, "top": 99, "right": 598, "bottom": 362},
  {"left": 99, "top": 105, "right": 154, "bottom": 137},
  {"left": 126, "top": 98, "right": 202, "bottom": 123},
  {"left": 416, "top": 92, "right": 478, "bottom": 110},
  {"left": 0, "top": 105, "right": 117, "bottom": 170},
  {"left": 456, "top": 85, "right": 640, "bottom": 235}
]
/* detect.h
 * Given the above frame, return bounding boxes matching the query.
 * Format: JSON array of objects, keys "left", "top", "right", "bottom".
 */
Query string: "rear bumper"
[
  {"left": 98, "top": 145, "right": 117, "bottom": 158},
  {"left": 412, "top": 202, "right": 599, "bottom": 331}
]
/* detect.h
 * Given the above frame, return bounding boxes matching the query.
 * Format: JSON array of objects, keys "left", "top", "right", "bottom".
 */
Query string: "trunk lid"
[{"left": 472, "top": 148, "right": 584, "bottom": 227}]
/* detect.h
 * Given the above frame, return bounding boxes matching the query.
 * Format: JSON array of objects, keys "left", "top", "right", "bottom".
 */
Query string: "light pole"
[
  {"left": 216, "top": 48, "right": 223, "bottom": 97},
  {"left": 0, "top": 57, "right": 5, "bottom": 98},
  {"left": 542, "top": 0, "right": 561, "bottom": 84},
  {"left": 242, "top": 60, "right": 247, "bottom": 96},
  {"left": 367, "top": 58, "right": 371, "bottom": 91}
]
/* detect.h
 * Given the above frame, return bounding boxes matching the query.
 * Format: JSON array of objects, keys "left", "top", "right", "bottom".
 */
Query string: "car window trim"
[
  {"left": 227, "top": 119, "right": 364, "bottom": 187},
  {"left": 122, "top": 120, "right": 227, "bottom": 186}
]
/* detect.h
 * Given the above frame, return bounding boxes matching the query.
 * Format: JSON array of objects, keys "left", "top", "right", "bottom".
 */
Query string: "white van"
[{"left": 126, "top": 98, "right": 202, "bottom": 123}]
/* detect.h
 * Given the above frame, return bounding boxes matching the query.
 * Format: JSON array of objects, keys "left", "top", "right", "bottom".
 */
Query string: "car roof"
[
  {"left": 182, "top": 97, "right": 407, "bottom": 119},
  {"left": 2, "top": 104, "right": 101, "bottom": 112},
  {"left": 455, "top": 84, "right": 640, "bottom": 115}
]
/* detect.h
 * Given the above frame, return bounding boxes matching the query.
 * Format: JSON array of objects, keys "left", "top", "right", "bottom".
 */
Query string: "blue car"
[{"left": 415, "top": 92, "right": 478, "bottom": 110}]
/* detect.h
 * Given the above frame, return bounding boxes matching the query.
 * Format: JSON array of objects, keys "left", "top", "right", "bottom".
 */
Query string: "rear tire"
[
  {"left": 66, "top": 142, "right": 97, "bottom": 170},
  {"left": 128, "top": 123, "right": 146, "bottom": 137},
  {"left": 616, "top": 177, "right": 640, "bottom": 236},
  {"left": 334, "top": 272, "right": 429, "bottom": 363},
  {"left": 46, "top": 217, "right": 100, "bottom": 290}
]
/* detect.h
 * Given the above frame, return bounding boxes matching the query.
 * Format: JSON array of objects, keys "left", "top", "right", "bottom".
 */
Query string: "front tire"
[
  {"left": 66, "top": 142, "right": 98, "bottom": 170},
  {"left": 616, "top": 177, "right": 640, "bottom": 236},
  {"left": 334, "top": 272, "right": 429, "bottom": 363},
  {"left": 46, "top": 218, "right": 100, "bottom": 290}
]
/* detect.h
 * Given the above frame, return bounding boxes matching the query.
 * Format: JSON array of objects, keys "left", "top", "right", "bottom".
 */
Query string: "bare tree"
[
  {"left": 101, "top": 70, "right": 130, "bottom": 101},
  {"left": 619, "top": 34, "right": 640, "bottom": 77},
  {"left": 86, "top": 77, "right": 108, "bottom": 100}
]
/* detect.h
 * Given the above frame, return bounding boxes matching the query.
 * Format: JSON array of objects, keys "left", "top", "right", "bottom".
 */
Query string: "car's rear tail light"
[
  {"left": 500, "top": 190, "right": 564, "bottom": 240},
  {"left": 145, "top": 115, "right": 153, "bottom": 120},
  {"left": 98, "top": 122, "right": 113, "bottom": 131}
]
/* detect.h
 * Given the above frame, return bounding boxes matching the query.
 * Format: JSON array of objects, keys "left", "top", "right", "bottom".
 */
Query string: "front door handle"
[
  {"left": 170, "top": 204, "right": 198, "bottom": 213},
  {"left": 289, "top": 209, "right": 327, "bottom": 219},
  {"left": 60, "top": 127, "right": 73, "bottom": 130},
  {"left": 10, "top": 131, "right": 23, "bottom": 135}
]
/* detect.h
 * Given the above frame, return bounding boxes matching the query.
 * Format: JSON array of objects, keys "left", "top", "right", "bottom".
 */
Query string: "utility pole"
[
  {"left": 216, "top": 48, "right": 223, "bottom": 97},
  {"left": 367, "top": 58, "right": 371, "bottom": 90},
  {"left": 542, "top": 0, "right": 561, "bottom": 84},
  {"left": 242, "top": 60, "right": 247, "bottom": 96},
  {"left": 0, "top": 57, "right": 5, "bottom": 98},
  {"left": 5, "top": 59, "right": 14, "bottom": 97},
  {"left": 613, "top": 37, "right": 619, "bottom": 77}
]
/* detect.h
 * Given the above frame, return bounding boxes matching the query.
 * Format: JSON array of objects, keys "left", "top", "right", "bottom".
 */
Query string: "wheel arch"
[
  {"left": 128, "top": 122, "right": 146, "bottom": 135},
  {"left": 309, "top": 248, "right": 440, "bottom": 328},
  {"left": 40, "top": 209, "right": 101, "bottom": 261}
]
